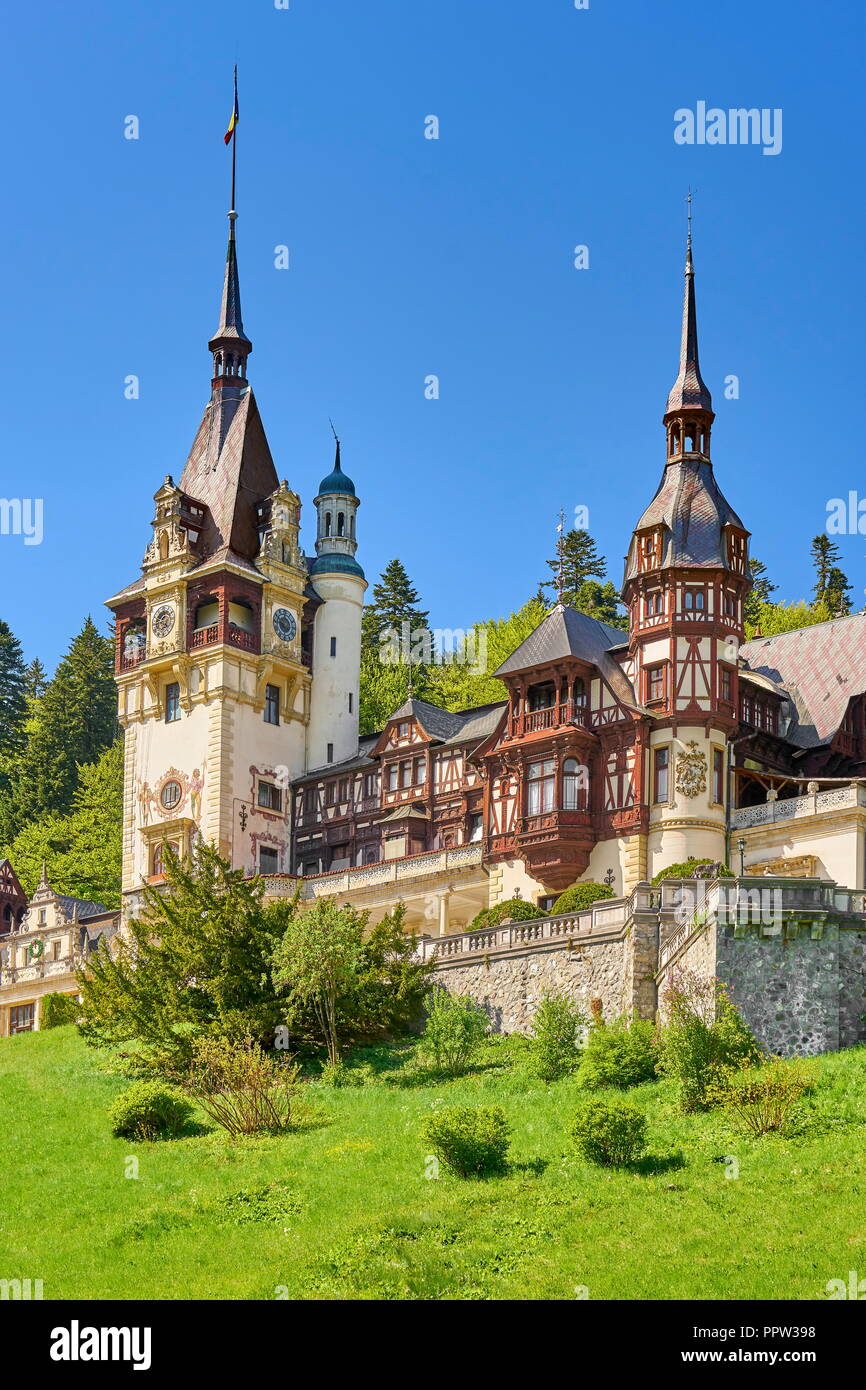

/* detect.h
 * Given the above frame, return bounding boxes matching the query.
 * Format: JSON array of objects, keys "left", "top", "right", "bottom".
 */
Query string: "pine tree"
[
  {"left": 744, "top": 558, "right": 778, "bottom": 628},
  {"left": 825, "top": 566, "right": 853, "bottom": 618},
  {"left": 540, "top": 529, "right": 609, "bottom": 608},
  {"left": 362, "top": 559, "right": 429, "bottom": 655},
  {"left": 0, "top": 620, "right": 28, "bottom": 763},
  {"left": 5, "top": 618, "right": 118, "bottom": 836},
  {"left": 810, "top": 535, "right": 844, "bottom": 605},
  {"left": 23, "top": 658, "right": 47, "bottom": 700}
]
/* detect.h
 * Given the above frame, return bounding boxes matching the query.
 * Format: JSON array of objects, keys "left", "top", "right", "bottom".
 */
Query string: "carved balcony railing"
[
  {"left": 191, "top": 624, "right": 219, "bottom": 649},
  {"left": 120, "top": 647, "right": 147, "bottom": 672},
  {"left": 228, "top": 624, "right": 258, "bottom": 652},
  {"left": 731, "top": 784, "right": 866, "bottom": 830},
  {"left": 512, "top": 701, "right": 588, "bottom": 738},
  {"left": 261, "top": 843, "right": 485, "bottom": 900}
]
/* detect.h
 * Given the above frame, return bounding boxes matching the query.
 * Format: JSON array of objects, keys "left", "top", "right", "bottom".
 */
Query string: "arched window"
[
  {"left": 349, "top": 512, "right": 355, "bottom": 538},
  {"left": 324, "top": 512, "right": 332, "bottom": 537},
  {"left": 228, "top": 598, "right": 255, "bottom": 634},
  {"left": 563, "top": 758, "right": 584, "bottom": 810},
  {"left": 194, "top": 597, "right": 220, "bottom": 631},
  {"left": 337, "top": 512, "right": 345, "bottom": 537}
]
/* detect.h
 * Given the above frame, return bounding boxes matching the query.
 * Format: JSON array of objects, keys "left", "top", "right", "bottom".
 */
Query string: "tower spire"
[
  {"left": 665, "top": 189, "right": 712, "bottom": 417},
  {"left": 209, "top": 67, "right": 251, "bottom": 384}
]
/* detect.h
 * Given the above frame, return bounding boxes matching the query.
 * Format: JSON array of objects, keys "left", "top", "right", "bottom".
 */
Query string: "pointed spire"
[
  {"left": 38, "top": 860, "right": 49, "bottom": 890},
  {"left": 208, "top": 211, "right": 252, "bottom": 381},
  {"left": 665, "top": 192, "right": 712, "bottom": 416}
]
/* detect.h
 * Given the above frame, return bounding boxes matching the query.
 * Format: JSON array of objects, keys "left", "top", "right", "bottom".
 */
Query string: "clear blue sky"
[{"left": 4, "top": 0, "right": 865, "bottom": 669}]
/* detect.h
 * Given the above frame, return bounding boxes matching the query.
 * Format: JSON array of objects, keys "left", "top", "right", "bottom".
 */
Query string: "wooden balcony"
[
  {"left": 511, "top": 700, "right": 588, "bottom": 738},
  {"left": 191, "top": 624, "right": 219, "bottom": 649}
]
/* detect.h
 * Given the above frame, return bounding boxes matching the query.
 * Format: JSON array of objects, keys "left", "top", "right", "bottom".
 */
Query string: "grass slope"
[{"left": 2, "top": 1027, "right": 866, "bottom": 1300}]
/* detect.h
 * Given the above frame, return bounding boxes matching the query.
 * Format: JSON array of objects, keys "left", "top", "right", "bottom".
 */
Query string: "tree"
[
  {"left": 5, "top": 618, "right": 117, "bottom": 836},
  {"left": 825, "top": 566, "right": 853, "bottom": 618},
  {"left": 78, "top": 842, "right": 292, "bottom": 1073},
  {"left": 272, "top": 898, "right": 432, "bottom": 1064},
  {"left": 810, "top": 535, "right": 844, "bottom": 606},
  {"left": 23, "top": 658, "right": 47, "bottom": 700},
  {"left": 0, "top": 620, "right": 27, "bottom": 763},
  {"left": 424, "top": 598, "right": 549, "bottom": 712},
  {"left": 572, "top": 578, "right": 622, "bottom": 626},
  {"left": 744, "top": 558, "right": 777, "bottom": 628},
  {"left": 362, "top": 559, "right": 429, "bottom": 655},
  {"left": 744, "top": 599, "right": 830, "bottom": 641},
  {"left": 540, "top": 529, "right": 607, "bottom": 606}
]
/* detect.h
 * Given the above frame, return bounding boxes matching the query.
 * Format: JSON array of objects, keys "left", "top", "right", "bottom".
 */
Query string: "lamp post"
[{"left": 738, "top": 837, "right": 746, "bottom": 876}]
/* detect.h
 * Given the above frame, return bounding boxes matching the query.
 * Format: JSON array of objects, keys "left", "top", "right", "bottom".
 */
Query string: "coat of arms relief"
[{"left": 675, "top": 741, "right": 707, "bottom": 798}]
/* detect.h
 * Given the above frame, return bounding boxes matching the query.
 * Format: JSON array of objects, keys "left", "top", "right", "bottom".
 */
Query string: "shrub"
[
  {"left": 528, "top": 991, "right": 587, "bottom": 1082},
  {"left": 421, "top": 1104, "right": 510, "bottom": 1177},
  {"left": 319, "top": 1059, "right": 375, "bottom": 1088},
  {"left": 707, "top": 1058, "right": 816, "bottom": 1136},
  {"left": 569, "top": 1098, "right": 647, "bottom": 1166},
  {"left": 109, "top": 1082, "right": 193, "bottom": 1141},
  {"left": 40, "top": 993, "right": 81, "bottom": 1029},
  {"left": 577, "top": 1014, "right": 658, "bottom": 1090},
  {"left": 420, "top": 987, "right": 489, "bottom": 1075},
  {"left": 467, "top": 899, "right": 544, "bottom": 932},
  {"left": 551, "top": 882, "right": 615, "bottom": 914},
  {"left": 655, "top": 968, "right": 759, "bottom": 1112},
  {"left": 651, "top": 859, "right": 734, "bottom": 886},
  {"left": 182, "top": 1035, "right": 300, "bottom": 1136}
]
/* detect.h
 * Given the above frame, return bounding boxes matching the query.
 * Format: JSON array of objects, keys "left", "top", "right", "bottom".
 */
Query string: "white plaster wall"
[{"left": 307, "top": 573, "right": 365, "bottom": 770}]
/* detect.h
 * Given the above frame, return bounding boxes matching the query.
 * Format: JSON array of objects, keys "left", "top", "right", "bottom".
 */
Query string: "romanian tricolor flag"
[{"left": 224, "top": 67, "right": 239, "bottom": 145}]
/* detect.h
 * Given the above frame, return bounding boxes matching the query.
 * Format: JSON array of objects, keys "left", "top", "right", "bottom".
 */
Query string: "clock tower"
[{"left": 106, "top": 193, "right": 354, "bottom": 909}]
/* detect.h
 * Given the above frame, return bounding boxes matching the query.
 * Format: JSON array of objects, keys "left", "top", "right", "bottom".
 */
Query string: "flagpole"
[{"left": 230, "top": 65, "right": 238, "bottom": 214}]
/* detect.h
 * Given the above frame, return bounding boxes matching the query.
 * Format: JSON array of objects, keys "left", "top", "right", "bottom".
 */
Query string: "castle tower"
[
  {"left": 305, "top": 439, "right": 365, "bottom": 769},
  {"left": 106, "top": 192, "right": 315, "bottom": 905},
  {"left": 622, "top": 219, "right": 751, "bottom": 877}
]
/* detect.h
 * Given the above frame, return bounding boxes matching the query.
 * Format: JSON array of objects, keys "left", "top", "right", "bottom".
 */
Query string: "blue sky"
[{"left": 4, "top": 0, "right": 865, "bottom": 668}]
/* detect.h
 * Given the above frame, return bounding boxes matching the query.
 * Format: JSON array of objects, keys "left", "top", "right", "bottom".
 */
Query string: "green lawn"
[{"left": 2, "top": 1026, "right": 865, "bottom": 1300}]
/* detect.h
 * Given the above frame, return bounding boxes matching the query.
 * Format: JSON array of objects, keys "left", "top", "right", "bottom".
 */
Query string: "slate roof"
[
  {"left": 57, "top": 895, "right": 111, "bottom": 922},
  {"left": 624, "top": 458, "right": 747, "bottom": 580},
  {"left": 666, "top": 244, "right": 713, "bottom": 415},
  {"left": 178, "top": 388, "right": 279, "bottom": 562},
  {"left": 740, "top": 613, "right": 866, "bottom": 749},
  {"left": 493, "top": 605, "right": 636, "bottom": 707}
]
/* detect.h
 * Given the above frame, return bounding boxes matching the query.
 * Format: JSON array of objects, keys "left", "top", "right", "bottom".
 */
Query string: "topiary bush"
[
  {"left": 467, "top": 899, "right": 544, "bottom": 932},
  {"left": 651, "top": 859, "right": 734, "bottom": 886},
  {"left": 528, "top": 991, "right": 587, "bottom": 1083},
  {"left": 551, "top": 881, "right": 616, "bottom": 914},
  {"left": 421, "top": 1104, "right": 511, "bottom": 1177},
  {"left": 40, "top": 993, "right": 81, "bottom": 1029},
  {"left": 569, "top": 1098, "right": 647, "bottom": 1166},
  {"left": 108, "top": 1082, "right": 193, "bottom": 1141},
  {"left": 576, "top": 1014, "right": 658, "bottom": 1090},
  {"left": 420, "top": 987, "right": 489, "bottom": 1075}
]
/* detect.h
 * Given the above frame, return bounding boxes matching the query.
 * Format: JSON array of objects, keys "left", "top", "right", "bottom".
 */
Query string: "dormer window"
[{"left": 528, "top": 682, "right": 555, "bottom": 712}]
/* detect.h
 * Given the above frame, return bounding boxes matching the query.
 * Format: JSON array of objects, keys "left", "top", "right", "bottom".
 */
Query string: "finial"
[
  {"left": 328, "top": 418, "right": 342, "bottom": 471},
  {"left": 556, "top": 509, "right": 566, "bottom": 605},
  {"left": 39, "top": 860, "right": 48, "bottom": 889},
  {"left": 686, "top": 186, "right": 695, "bottom": 257}
]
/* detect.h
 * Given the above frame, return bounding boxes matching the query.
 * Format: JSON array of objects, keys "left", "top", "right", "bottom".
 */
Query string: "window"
[
  {"left": 528, "top": 683, "right": 555, "bottom": 712},
  {"left": 713, "top": 748, "right": 725, "bottom": 805},
  {"left": 259, "top": 846, "right": 280, "bottom": 874},
  {"left": 645, "top": 591, "right": 663, "bottom": 618},
  {"left": 720, "top": 667, "right": 733, "bottom": 704},
  {"left": 52, "top": 940, "right": 61, "bottom": 961},
  {"left": 165, "top": 682, "right": 181, "bottom": 723},
  {"left": 39, "top": 909, "right": 46, "bottom": 925},
  {"left": 563, "top": 758, "right": 584, "bottom": 810},
  {"left": 400, "top": 760, "right": 412, "bottom": 789},
  {"left": 573, "top": 677, "right": 586, "bottom": 707},
  {"left": 10, "top": 1004, "right": 35, "bottom": 1034},
  {"left": 723, "top": 593, "right": 736, "bottom": 619},
  {"left": 325, "top": 512, "right": 332, "bottom": 537},
  {"left": 330, "top": 636, "right": 337, "bottom": 658},
  {"left": 339, "top": 779, "right": 350, "bottom": 803},
  {"left": 364, "top": 846, "right": 378, "bottom": 865},
  {"left": 684, "top": 588, "right": 705, "bottom": 612},
  {"left": 337, "top": 512, "right": 345, "bottom": 537},
  {"left": 741, "top": 694, "right": 754, "bottom": 724},
  {"left": 386, "top": 764, "right": 399, "bottom": 791},
  {"left": 363, "top": 772, "right": 377, "bottom": 800},
  {"left": 325, "top": 782, "right": 336, "bottom": 807},
  {"left": 647, "top": 664, "right": 666, "bottom": 704},
  {"left": 257, "top": 780, "right": 283, "bottom": 813},
  {"left": 303, "top": 787, "right": 316, "bottom": 816},
  {"left": 468, "top": 813, "right": 483, "bottom": 842},
  {"left": 264, "top": 684, "right": 280, "bottom": 726},
  {"left": 348, "top": 692, "right": 353, "bottom": 713},
  {"left": 327, "top": 742, "right": 334, "bottom": 763},
  {"left": 302, "top": 860, "right": 320, "bottom": 877},
  {"left": 152, "top": 841, "right": 177, "bottom": 877},
  {"left": 413, "top": 757, "right": 425, "bottom": 785},
  {"left": 653, "top": 747, "right": 669, "bottom": 803},
  {"left": 160, "top": 779, "right": 182, "bottom": 810},
  {"left": 527, "top": 759, "right": 555, "bottom": 815},
  {"left": 398, "top": 721, "right": 410, "bottom": 737}
]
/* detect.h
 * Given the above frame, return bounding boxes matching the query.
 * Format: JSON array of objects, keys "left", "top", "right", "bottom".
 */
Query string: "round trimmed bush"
[
  {"left": 576, "top": 1015, "right": 658, "bottom": 1090},
  {"left": 108, "top": 1082, "right": 193, "bottom": 1141},
  {"left": 468, "top": 899, "right": 544, "bottom": 932},
  {"left": 551, "top": 881, "right": 615, "bottom": 914},
  {"left": 569, "top": 1098, "right": 647, "bottom": 1166},
  {"left": 421, "top": 1104, "right": 510, "bottom": 1177}
]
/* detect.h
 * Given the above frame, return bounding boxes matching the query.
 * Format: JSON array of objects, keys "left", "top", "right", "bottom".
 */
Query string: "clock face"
[
  {"left": 152, "top": 604, "right": 175, "bottom": 638},
  {"left": 272, "top": 607, "right": 296, "bottom": 643}
]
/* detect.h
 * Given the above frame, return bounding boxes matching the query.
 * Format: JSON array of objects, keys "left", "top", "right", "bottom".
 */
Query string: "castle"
[{"left": 3, "top": 176, "right": 866, "bottom": 1049}]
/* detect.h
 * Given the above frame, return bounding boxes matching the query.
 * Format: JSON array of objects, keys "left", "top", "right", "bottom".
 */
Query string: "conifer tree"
[
  {"left": 5, "top": 618, "right": 117, "bottom": 835},
  {"left": 0, "top": 620, "right": 28, "bottom": 763},
  {"left": 825, "top": 566, "right": 853, "bottom": 618},
  {"left": 540, "top": 530, "right": 612, "bottom": 612},
  {"left": 744, "top": 558, "right": 777, "bottom": 628},
  {"left": 362, "top": 559, "right": 429, "bottom": 655},
  {"left": 810, "top": 535, "right": 844, "bottom": 605},
  {"left": 23, "top": 658, "right": 48, "bottom": 700}
]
